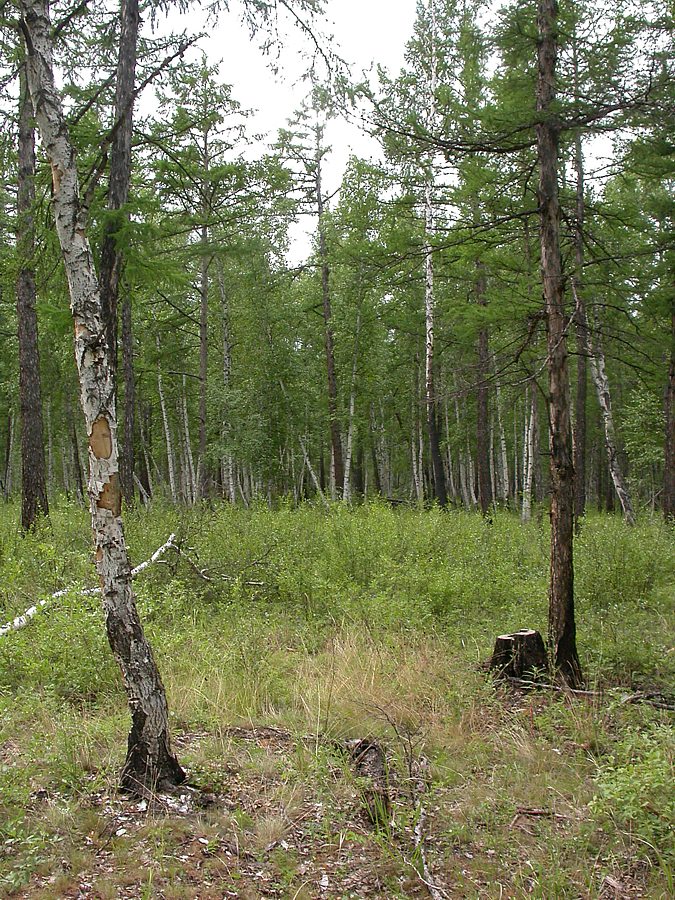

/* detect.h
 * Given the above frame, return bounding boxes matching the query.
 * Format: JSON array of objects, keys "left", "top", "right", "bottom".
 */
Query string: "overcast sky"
[{"left": 161, "top": 0, "right": 418, "bottom": 261}]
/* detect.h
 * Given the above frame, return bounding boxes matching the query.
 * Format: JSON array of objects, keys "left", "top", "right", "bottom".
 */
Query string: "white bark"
[
  {"left": 156, "top": 339, "right": 177, "bottom": 503},
  {"left": 1, "top": 533, "right": 177, "bottom": 639},
  {"left": 578, "top": 288, "right": 636, "bottom": 525},
  {"left": 495, "top": 377, "right": 510, "bottom": 501},
  {"left": 20, "top": 0, "right": 182, "bottom": 791},
  {"left": 522, "top": 387, "right": 535, "bottom": 523},
  {"left": 343, "top": 308, "right": 362, "bottom": 502}
]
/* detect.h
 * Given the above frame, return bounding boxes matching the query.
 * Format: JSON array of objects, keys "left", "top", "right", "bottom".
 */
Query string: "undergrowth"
[{"left": 0, "top": 500, "right": 672, "bottom": 897}]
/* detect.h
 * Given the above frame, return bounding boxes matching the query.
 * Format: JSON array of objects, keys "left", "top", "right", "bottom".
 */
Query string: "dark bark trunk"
[
  {"left": 354, "top": 442, "right": 365, "bottom": 498},
  {"left": 99, "top": 0, "right": 140, "bottom": 381},
  {"left": 536, "top": 0, "right": 582, "bottom": 687},
  {"left": 16, "top": 63, "right": 48, "bottom": 530},
  {"left": 476, "top": 267, "right": 492, "bottom": 516},
  {"left": 316, "top": 159, "right": 343, "bottom": 495},
  {"left": 70, "top": 409, "right": 85, "bottom": 504},
  {"left": 120, "top": 292, "right": 135, "bottom": 502},
  {"left": 573, "top": 129, "right": 587, "bottom": 530},
  {"left": 199, "top": 223, "right": 209, "bottom": 499},
  {"left": 665, "top": 311, "right": 675, "bottom": 521}
]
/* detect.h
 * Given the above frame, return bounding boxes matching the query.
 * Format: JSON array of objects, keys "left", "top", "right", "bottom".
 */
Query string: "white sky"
[{"left": 160, "top": 0, "right": 418, "bottom": 261}]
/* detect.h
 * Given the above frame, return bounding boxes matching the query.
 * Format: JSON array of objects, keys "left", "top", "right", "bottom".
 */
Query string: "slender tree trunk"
[
  {"left": 522, "top": 386, "right": 535, "bottom": 523},
  {"left": 476, "top": 266, "right": 491, "bottom": 515},
  {"left": 181, "top": 377, "right": 196, "bottom": 505},
  {"left": 3, "top": 411, "right": 14, "bottom": 500},
  {"left": 156, "top": 344, "right": 177, "bottom": 503},
  {"left": 536, "top": 0, "right": 582, "bottom": 686},
  {"left": 424, "top": 184, "right": 448, "bottom": 508},
  {"left": 665, "top": 311, "right": 675, "bottom": 521},
  {"left": 16, "top": 63, "right": 48, "bottom": 529},
  {"left": 99, "top": 0, "right": 139, "bottom": 379},
  {"left": 20, "top": 0, "right": 183, "bottom": 792},
  {"left": 69, "top": 407, "right": 85, "bottom": 504},
  {"left": 343, "top": 307, "right": 361, "bottom": 502},
  {"left": 495, "top": 376, "right": 510, "bottom": 502},
  {"left": 120, "top": 292, "right": 135, "bottom": 502},
  {"left": 46, "top": 400, "right": 53, "bottom": 494},
  {"left": 315, "top": 154, "right": 343, "bottom": 495},
  {"left": 216, "top": 259, "right": 235, "bottom": 503},
  {"left": 198, "top": 168, "right": 210, "bottom": 500},
  {"left": 572, "top": 144, "right": 588, "bottom": 529},
  {"left": 581, "top": 298, "right": 636, "bottom": 525}
]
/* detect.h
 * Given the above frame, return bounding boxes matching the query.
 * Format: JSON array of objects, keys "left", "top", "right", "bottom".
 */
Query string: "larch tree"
[
  {"left": 99, "top": 0, "right": 141, "bottom": 505},
  {"left": 16, "top": 58, "right": 48, "bottom": 530},
  {"left": 536, "top": 0, "right": 582, "bottom": 686}
]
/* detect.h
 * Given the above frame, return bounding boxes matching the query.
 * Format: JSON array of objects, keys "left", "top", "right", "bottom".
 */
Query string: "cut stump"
[
  {"left": 344, "top": 738, "right": 390, "bottom": 826},
  {"left": 489, "top": 629, "right": 548, "bottom": 681}
]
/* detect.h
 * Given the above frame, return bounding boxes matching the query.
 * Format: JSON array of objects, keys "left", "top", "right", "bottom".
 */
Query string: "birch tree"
[{"left": 19, "top": 0, "right": 184, "bottom": 793}]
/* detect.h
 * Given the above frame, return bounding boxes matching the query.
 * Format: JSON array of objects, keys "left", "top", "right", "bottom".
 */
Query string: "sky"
[{"left": 162, "top": 0, "right": 418, "bottom": 261}]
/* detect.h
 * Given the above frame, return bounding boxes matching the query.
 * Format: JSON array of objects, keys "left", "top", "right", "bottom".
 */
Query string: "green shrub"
[{"left": 590, "top": 724, "right": 674, "bottom": 861}]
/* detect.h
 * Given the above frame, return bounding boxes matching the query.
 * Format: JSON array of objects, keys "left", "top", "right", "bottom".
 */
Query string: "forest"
[{"left": 0, "top": 0, "right": 673, "bottom": 896}]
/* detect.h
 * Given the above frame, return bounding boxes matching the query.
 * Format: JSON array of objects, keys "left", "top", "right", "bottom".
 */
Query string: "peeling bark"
[{"left": 20, "top": 0, "right": 184, "bottom": 794}]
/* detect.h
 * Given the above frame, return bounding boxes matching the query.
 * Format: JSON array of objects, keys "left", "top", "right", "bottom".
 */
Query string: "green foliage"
[{"left": 590, "top": 724, "right": 675, "bottom": 862}]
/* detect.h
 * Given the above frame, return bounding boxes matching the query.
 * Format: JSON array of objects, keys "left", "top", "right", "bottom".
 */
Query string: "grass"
[{"left": 0, "top": 499, "right": 673, "bottom": 897}]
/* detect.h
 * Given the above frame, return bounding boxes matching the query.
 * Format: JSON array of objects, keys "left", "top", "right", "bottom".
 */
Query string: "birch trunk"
[
  {"left": 536, "top": 0, "right": 582, "bottom": 686},
  {"left": 156, "top": 348, "right": 177, "bottom": 503},
  {"left": 522, "top": 387, "right": 535, "bottom": 523},
  {"left": 181, "top": 377, "right": 197, "bottom": 505},
  {"left": 495, "top": 378, "right": 510, "bottom": 503},
  {"left": 343, "top": 307, "right": 361, "bottom": 502},
  {"left": 3, "top": 411, "right": 14, "bottom": 499},
  {"left": 584, "top": 302, "right": 636, "bottom": 525},
  {"left": 20, "top": 0, "right": 183, "bottom": 792}
]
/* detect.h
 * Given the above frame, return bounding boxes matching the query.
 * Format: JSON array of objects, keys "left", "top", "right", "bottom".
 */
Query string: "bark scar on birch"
[
  {"left": 50, "top": 162, "right": 63, "bottom": 194},
  {"left": 90, "top": 416, "right": 113, "bottom": 459},
  {"left": 98, "top": 474, "right": 122, "bottom": 516}
]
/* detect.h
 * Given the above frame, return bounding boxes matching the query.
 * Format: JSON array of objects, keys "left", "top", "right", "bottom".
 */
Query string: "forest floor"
[{"left": 0, "top": 501, "right": 673, "bottom": 899}]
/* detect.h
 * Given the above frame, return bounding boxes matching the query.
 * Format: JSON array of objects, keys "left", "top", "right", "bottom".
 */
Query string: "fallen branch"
[
  {"left": 411, "top": 799, "right": 448, "bottom": 900},
  {"left": 164, "top": 540, "right": 265, "bottom": 587},
  {"left": 0, "top": 533, "right": 176, "bottom": 639},
  {"left": 619, "top": 691, "right": 675, "bottom": 711}
]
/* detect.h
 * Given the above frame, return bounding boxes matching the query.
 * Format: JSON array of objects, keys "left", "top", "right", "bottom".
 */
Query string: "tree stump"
[
  {"left": 489, "top": 629, "right": 548, "bottom": 681},
  {"left": 344, "top": 738, "right": 390, "bottom": 826}
]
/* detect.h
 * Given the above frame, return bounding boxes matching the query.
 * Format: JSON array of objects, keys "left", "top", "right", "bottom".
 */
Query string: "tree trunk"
[
  {"left": 476, "top": 266, "right": 491, "bottom": 515},
  {"left": 198, "top": 219, "right": 209, "bottom": 499},
  {"left": 343, "top": 307, "right": 361, "bottom": 502},
  {"left": 20, "top": 0, "right": 183, "bottom": 793},
  {"left": 3, "top": 411, "right": 14, "bottom": 500},
  {"left": 424, "top": 185, "right": 448, "bottom": 508},
  {"left": 315, "top": 154, "right": 343, "bottom": 495},
  {"left": 156, "top": 342, "right": 177, "bottom": 503},
  {"left": 572, "top": 141, "right": 588, "bottom": 530},
  {"left": 495, "top": 376, "right": 510, "bottom": 502},
  {"left": 665, "top": 311, "right": 675, "bottom": 521},
  {"left": 98, "top": 0, "right": 140, "bottom": 381},
  {"left": 16, "top": 62, "right": 49, "bottom": 529},
  {"left": 536, "top": 0, "right": 582, "bottom": 686},
  {"left": 583, "top": 300, "right": 636, "bottom": 525},
  {"left": 120, "top": 292, "right": 135, "bottom": 503},
  {"left": 522, "top": 386, "right": 535, "bottom": 523}
]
